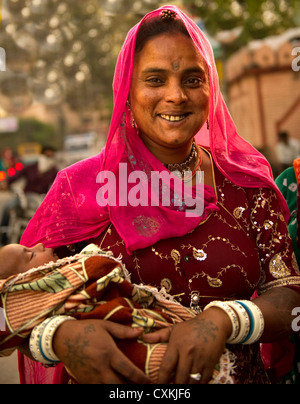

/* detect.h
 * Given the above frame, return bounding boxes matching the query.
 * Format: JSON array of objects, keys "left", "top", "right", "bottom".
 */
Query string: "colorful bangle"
[
  {"left": 204, "top": 299, "right": 264, "bottom": 345},
  {"left": 235, "top": 300, "right": 254, "bottom": 343},
  {"left": 204, "top": 301, "right": 240, "bottom": 342},
  {"left": 236, "top": 300, "right": 264, "bottom": 345},
  {"left": 226, "top": 301, "right": 251, "bottom": 344}
]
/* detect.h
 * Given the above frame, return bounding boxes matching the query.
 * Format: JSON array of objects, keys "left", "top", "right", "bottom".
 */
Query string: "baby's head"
[{"left": 0, "top": 243, "right": 58, "bottom": 280}]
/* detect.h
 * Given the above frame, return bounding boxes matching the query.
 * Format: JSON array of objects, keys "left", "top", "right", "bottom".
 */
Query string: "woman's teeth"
[{"left": 160, "top": 114, "right": 187, "bottom": 122}]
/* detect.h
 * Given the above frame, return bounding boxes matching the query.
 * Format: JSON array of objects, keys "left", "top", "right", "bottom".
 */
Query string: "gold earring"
[
  {"left": 127, "top": 100, "right": 136, "bottom": 128},
  {"left": 131, "top": 115, "right": 136, "bottom": 129}
]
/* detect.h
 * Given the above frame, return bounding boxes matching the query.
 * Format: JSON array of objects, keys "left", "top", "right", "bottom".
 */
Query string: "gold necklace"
[{"left": 165, "top": 140, "right": 197, "bottom": 174}]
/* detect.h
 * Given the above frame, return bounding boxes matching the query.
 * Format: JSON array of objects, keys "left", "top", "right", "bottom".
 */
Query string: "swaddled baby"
[{"left": 0, "top": 243, "right": 235, "bottom": 384}]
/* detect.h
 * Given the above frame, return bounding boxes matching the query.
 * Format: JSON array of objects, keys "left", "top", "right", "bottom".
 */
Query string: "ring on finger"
[{"left": 189, "top": 373, "right": 202, "bottom": 382}]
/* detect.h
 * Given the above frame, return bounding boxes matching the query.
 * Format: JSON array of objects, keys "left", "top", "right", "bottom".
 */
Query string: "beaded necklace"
[{"left": 165, "top": 140, "right": 198, "bottom": 174}]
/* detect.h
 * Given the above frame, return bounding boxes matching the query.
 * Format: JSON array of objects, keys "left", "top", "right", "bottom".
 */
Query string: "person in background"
[
  {"left": 0, "top": 146, "right": 58, "bottom": 245},
  {"left": 297, "top": 161, "right": 300, "bottom": 250},
  {"left": 260, "top": 158, "right": 300, "bottom": 384},
  {"left": 7, "top": 146, "right": 58, "bottom": 195},
  {"left": 276, "top": 131, "right": 300, "bottom": 173},
  {"left": 275, "top": 159, "right": 300, "bottom": 265},
  {"left": 0, "top": 147, "right": 20, "bottom": 184}
]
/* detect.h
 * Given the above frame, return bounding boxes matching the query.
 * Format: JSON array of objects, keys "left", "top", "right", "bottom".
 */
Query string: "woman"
[{"left": 18, "top": 6, "right": 300, "bottom": 384}]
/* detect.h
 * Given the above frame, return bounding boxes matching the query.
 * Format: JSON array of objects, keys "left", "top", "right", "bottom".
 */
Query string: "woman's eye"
[
  {"left": 186, "top": 77, "right": 203, "bottom": 86},
  {"left": 146, "top": 77, "right": 163, "bottom": 85}
]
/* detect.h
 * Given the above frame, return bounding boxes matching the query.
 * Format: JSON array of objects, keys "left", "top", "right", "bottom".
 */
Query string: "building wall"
[{"left": 225, "top": 29, "right": 300, "bottom": 170}]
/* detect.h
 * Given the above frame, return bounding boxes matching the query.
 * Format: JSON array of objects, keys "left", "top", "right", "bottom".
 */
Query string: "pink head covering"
[
  {"left": 19, "top": 5, "right": 290, "bottom": 386},
  {"left": 21, "top": 5, "right": 289, "bottom": 254}
]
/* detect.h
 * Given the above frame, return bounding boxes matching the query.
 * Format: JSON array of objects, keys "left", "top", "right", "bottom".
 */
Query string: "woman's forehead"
[{"left": 134, "top": 32, "right": 208, "bottom": 73}]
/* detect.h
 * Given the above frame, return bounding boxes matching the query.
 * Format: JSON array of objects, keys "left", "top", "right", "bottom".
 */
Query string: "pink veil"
[
  {"left": 20, "top": 5, "right": 289, "bottom": 254},
  {"left": 18, "top": 5, "right": 289, "bottom": 384},
  {"left": 21, "top": 5, "right": 288, "bottom": 253}
]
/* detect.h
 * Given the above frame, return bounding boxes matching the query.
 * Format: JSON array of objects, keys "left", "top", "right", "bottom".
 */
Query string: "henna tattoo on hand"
[
  {"left": 192, "top": 318, "right": 219, "bottom": 344},
  {"left": 63, "top": 334, "right": 90, "bottom": 371},
  {"left": 84, "top": 324, "right": 96, "bottom": 334},
  {"left": 62, "top": 323, "right": 97, "bottom": 371}
]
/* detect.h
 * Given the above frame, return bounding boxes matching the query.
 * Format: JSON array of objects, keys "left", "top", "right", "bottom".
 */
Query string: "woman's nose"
[{"left": 166, "top": 81, "right": 187, "bottom": 104}]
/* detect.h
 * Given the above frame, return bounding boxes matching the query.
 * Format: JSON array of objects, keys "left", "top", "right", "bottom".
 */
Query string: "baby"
[{"left": 0, "top": 243, "right": 59, "bottom": 280}]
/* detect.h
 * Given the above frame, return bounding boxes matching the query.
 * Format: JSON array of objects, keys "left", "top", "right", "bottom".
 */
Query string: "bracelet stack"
[
  {"left": 204, "top": 300, "right": 264, "bottom": 345},
  {"left": 30, "top": 315, "right": 76, "bottom": 366}
]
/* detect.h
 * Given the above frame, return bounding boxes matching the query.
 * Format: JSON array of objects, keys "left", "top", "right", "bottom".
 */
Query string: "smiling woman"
[
  {"left": 17, "top": 6, "right": 300, "bottom": 385},
  {"left": 129, "top": 32, "right": 210, "bottom": 165}
]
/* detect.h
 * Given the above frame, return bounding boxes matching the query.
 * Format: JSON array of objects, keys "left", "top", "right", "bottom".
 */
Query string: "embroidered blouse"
[{"left": 91, "top": 158, "right": 300, "bottom": 311}]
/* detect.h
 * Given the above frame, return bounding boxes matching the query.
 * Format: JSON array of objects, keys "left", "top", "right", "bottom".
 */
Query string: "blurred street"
[{"left": 0, "top": 352, "right": 19, "bottom": 384}]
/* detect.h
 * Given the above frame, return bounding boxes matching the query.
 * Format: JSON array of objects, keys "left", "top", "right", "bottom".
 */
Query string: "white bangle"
[
  {"left": 236, "top": 300, "right": 264, "bottom": 345},
  {"left": 42, "top": 316, "right": 76, "bottom": 362},
  {"left": 204, "top": 301, "right": 240, "bottom": 342},
  {"left": 30, "top": 316, "right": 75, "bottom": 365},
  {"left": 204, "top": 299, "right": 264, "bottom": 345},
  {"left": 30, "top": 319, "right": 53, "bottom": 365},
  {"left": 226, "top": 301, "right": 251, "bottom": 344}
]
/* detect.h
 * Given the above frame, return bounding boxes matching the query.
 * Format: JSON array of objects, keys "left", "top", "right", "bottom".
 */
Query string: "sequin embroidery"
[{"left": 269, "top": 253, "right": 292, "bottom": 279}]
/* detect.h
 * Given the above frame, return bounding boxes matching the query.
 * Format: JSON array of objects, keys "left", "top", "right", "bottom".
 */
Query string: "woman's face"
[{"left": 129, "top": 32, "right": 210, "bottom": 161}]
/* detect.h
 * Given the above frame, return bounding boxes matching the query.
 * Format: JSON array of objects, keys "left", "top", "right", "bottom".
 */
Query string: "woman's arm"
[
  {"left": 18, "top": 340, "right": 34, "bottom": 361},
  {"left": 142, "top": 286, "right": 300, "bottom": 384},
  {"left": 254, "top": 287, "right": 300, "bottom": 341},
  {"left": 142, "top": 304, "right": 232, "bottom": 384}
]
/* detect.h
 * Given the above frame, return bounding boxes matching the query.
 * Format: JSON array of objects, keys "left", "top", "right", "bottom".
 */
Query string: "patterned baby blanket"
[{"left": 0, "top": 245, "right": 235, "bottom": 383}]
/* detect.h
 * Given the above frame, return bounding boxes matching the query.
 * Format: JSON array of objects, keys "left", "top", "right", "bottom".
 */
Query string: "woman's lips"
[{"left": 159, "top": 113, "right": 190, "bottom": 122}]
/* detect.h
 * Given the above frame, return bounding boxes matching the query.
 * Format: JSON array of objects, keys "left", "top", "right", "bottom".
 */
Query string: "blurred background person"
[
  {"left": 276, "top": 132, "right": 300, "bottom": 173},
  {"left": 0, "top": 146, "right": 58, "bottom": 245},
  {"left": 261, "top": 159, "right": 300, "bottom": 384},
  {"left": 0, "top": 147, "right": 20, "bottom": 184}
]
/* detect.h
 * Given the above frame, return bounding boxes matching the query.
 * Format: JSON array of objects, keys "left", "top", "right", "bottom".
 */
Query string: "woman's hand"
[
  {"left": 52, "top": 319, "right": 151, "bottom": 384},
  {"left": 142, "top": 307, "right": 232, "bottom": 384}
]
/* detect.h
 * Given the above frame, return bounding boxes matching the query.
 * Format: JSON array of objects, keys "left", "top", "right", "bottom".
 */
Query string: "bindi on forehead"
[{"left": 171, "top": 61, "right": 181, "bottom": 71}]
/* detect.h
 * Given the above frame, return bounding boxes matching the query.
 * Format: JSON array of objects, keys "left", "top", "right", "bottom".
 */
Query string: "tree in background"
[
  {"left": 0, "top": 0, "right": 167, "bottom": 116},
  {"left": 182, "top": 0, "right": 300, "bottom": 57},
  {"left": 0, "top": 118, "right": 56, "bottom": 152},
  {"left": 0, "top": 0, "right": 299, "bottom": 127}
]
